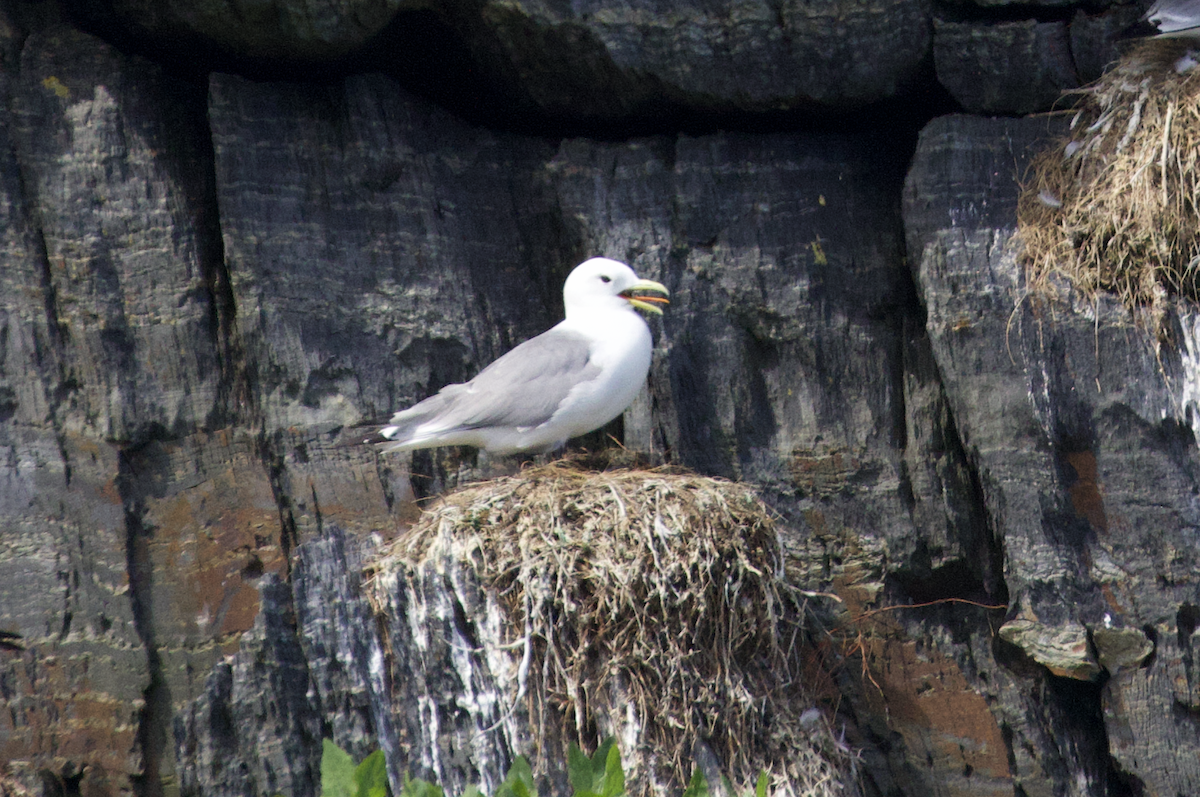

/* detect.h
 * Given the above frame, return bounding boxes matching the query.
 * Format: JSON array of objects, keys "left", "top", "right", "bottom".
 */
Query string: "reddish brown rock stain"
[
  {"left": 147, "top": 453, "right": 283, "bottom": 641},
  {"left": 865, "top": 634, "right": 1012, "bottom": 796},
  {"left": 1066, "top": 451, "right": 1107, "bottom": 533}
]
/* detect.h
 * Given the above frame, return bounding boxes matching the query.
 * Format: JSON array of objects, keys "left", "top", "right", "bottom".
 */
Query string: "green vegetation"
[
  {"left": 320, "top": 739, "right": 389, "bottom": 797},
  {"left": 320, "top": 737, "right": 764, "bottom": 797},
  {"left": 681, "top": 768, "right": 769, "bottom": 797},
  {"left": 492, "top": 754, "right": 535, "bottom": 797},
  {"left": 566, "top": 736, "right": 623, "bottom": 797}
]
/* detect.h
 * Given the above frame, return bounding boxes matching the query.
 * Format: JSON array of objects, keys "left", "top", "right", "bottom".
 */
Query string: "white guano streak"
[{"left": 1178, "top": 310, "right": 1200, "bottom": 444}]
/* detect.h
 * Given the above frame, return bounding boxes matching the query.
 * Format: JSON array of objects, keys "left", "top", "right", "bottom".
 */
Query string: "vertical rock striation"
[
  {"left": 7, "top": 0, "right": 1200, "bottom": 794},
  {"left": 905, "top": 114, "right": 1200, "bottom": 796}
]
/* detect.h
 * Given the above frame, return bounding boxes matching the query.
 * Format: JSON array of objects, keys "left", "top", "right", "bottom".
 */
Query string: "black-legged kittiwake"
[
  {"left": 1146, "top": 0, "right": 1200, "bottom": 37},
  {"left": 375, "top": 257, "right": 669, "bottom": 455}
]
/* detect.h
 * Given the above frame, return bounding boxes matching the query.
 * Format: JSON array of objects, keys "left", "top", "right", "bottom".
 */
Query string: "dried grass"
[
  {"left": 0, "top": 771, "right": 33, "bottom": 797},
  {"left": 1019, "top": 40, "right": 1200, "bottom": 329},
  {"left": 384, "top": 460, "right": 855, "bottom": 797}
]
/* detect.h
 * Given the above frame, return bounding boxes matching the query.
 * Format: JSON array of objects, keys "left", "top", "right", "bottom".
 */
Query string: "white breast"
[{"left": 540, "top": 308, "right": 653, "bottom": 444}]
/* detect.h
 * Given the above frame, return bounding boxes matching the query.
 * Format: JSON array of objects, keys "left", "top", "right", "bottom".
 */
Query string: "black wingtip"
[{"left": 330, "top": 421, "right": 392, "bottom": 449}]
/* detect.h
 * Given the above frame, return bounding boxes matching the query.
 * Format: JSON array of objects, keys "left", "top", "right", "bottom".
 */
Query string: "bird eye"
[{"left": 600, "top": 275, "right": 612, "bottom": 283}]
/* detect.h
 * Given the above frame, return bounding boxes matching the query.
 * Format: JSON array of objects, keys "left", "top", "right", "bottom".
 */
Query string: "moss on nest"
[
  {"left": 379, "top": 459, "right": 855, "bottom": 797},
  {"left": 1019, "top": 40, "right": 1200, "bottom": 329}
]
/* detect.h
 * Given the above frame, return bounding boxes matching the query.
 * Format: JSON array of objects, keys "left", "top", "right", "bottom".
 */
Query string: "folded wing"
[{"left": 380, "top": 328, "right": 600, "bottom": 449}]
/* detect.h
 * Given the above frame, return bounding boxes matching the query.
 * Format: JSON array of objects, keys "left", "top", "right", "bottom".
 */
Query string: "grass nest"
[
  {"left": 0, "top": 771, "right": 33, "bottom": 797},
  {"left": 383, "top": 460, "right": 854, "bottom": 797},
  {"left": 1019, "top": 40, "right": 1200, "bottom": 328}
]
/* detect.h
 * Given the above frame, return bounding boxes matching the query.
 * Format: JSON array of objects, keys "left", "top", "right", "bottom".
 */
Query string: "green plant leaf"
[
  {"left": 496, "top": 755, "right": 537, "bottom": 797},
  {"left": 400, "top": 773, "right": 444, "bottom": 797},
  {"left": 354, "top": 750, "right": 390, "bottom": 797},
  {"left": 590, "top": 738, "right": 616, "bottom": 771},
  {"left": 598, "top": 741, "right": 623, "bottom": 797},
  {"left": 682, "top": 769, "right": 709, "bottom": 797},
  {"left": 320, "top": 739, "right": 357, "bottom": 797},
  {"left": 566, "top": 737, "right": 623, "bottom": 797},
  {"left": 462, "top": 785, "right": 485, "bottom": 797},
  {"left": 567, "top": 742, "right": 594, "bottom": 797},
  {"left": 753, "top": 771, "right": 768, "bottom": 797}
]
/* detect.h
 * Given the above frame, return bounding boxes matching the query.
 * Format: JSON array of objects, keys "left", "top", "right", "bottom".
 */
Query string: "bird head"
[{"left": 562, "top": 257, "right": 670, "bottom": 317}]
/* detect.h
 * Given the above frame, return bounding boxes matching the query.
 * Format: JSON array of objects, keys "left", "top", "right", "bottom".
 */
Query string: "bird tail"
[
  {"left": 375, "top": 424, "right": 426, "bottom": 453},
  {"left": 371, "top": 396, "right": 460, "bottom": 452},
  {"left": 333, "top": 419, "right": 436, "bottom": 453},
  {"left": 340, "top": 387, "right": 468, "bottom": 453},
  {"left": 331, "top": 421, "right": 392, "bottom": 449}
]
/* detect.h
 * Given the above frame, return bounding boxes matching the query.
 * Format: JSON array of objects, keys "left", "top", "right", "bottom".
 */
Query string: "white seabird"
[
  {"left": 376, "top": 257, "right": 669, "bottom": 455},
  {"left": 1146, "top": 0, "right": 1200, "bottom": 37}
]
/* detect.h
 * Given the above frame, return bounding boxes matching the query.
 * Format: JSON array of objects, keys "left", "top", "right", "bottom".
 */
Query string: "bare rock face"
[
  {"left": 431, "top": 0, "right": 934, "bottom": 119},
  {"left": 933, "top": 19, "right": 1078, "bottom": 115},
  {"left": 174, "top": 576, "right": 323, "bottom": 797},
  {"left": 72, "top": 0, "right": 404, "bottom": 61},
  {"left": 905, "top": 113, "right": 1200, "bottom": 796},
  {"left": 10, "top": 25, "right": 222, "bottom": 444},
  {"left": 77, "top": 0, "right": 934, "bottom": 115},
  {"left": 0, "top": 430, "right": 150, "bottom": 796},
  {"left": 0, "top": 24, "right": 217, "bottom": 795},
  {"left": 1070, "top": 7, "right": 1144, "bottom": 84},
  {"left": 0, "top": 26, "right": 403, "bottom": 797}
]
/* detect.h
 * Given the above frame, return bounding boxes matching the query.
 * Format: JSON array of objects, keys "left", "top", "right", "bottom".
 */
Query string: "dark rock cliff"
[{"left": 0, "top": 1, "right": 1193, "bottom": 796}]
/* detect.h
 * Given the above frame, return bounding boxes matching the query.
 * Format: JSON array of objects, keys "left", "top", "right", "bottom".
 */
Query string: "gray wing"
[
  {"left": 1148, "top": 0, "right": 1200, "bottom": 32},
  {"left": 389, "top": 328, "right": 600, "bottom": 434}
]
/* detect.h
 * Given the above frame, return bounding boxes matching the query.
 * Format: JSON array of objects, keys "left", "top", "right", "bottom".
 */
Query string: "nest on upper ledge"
[
  {"left": 1018, "top": 39, "right": 1200, "bottom": 336},
  {"left": 368, "top": 457, "right": 856, "bottom": 797}
]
